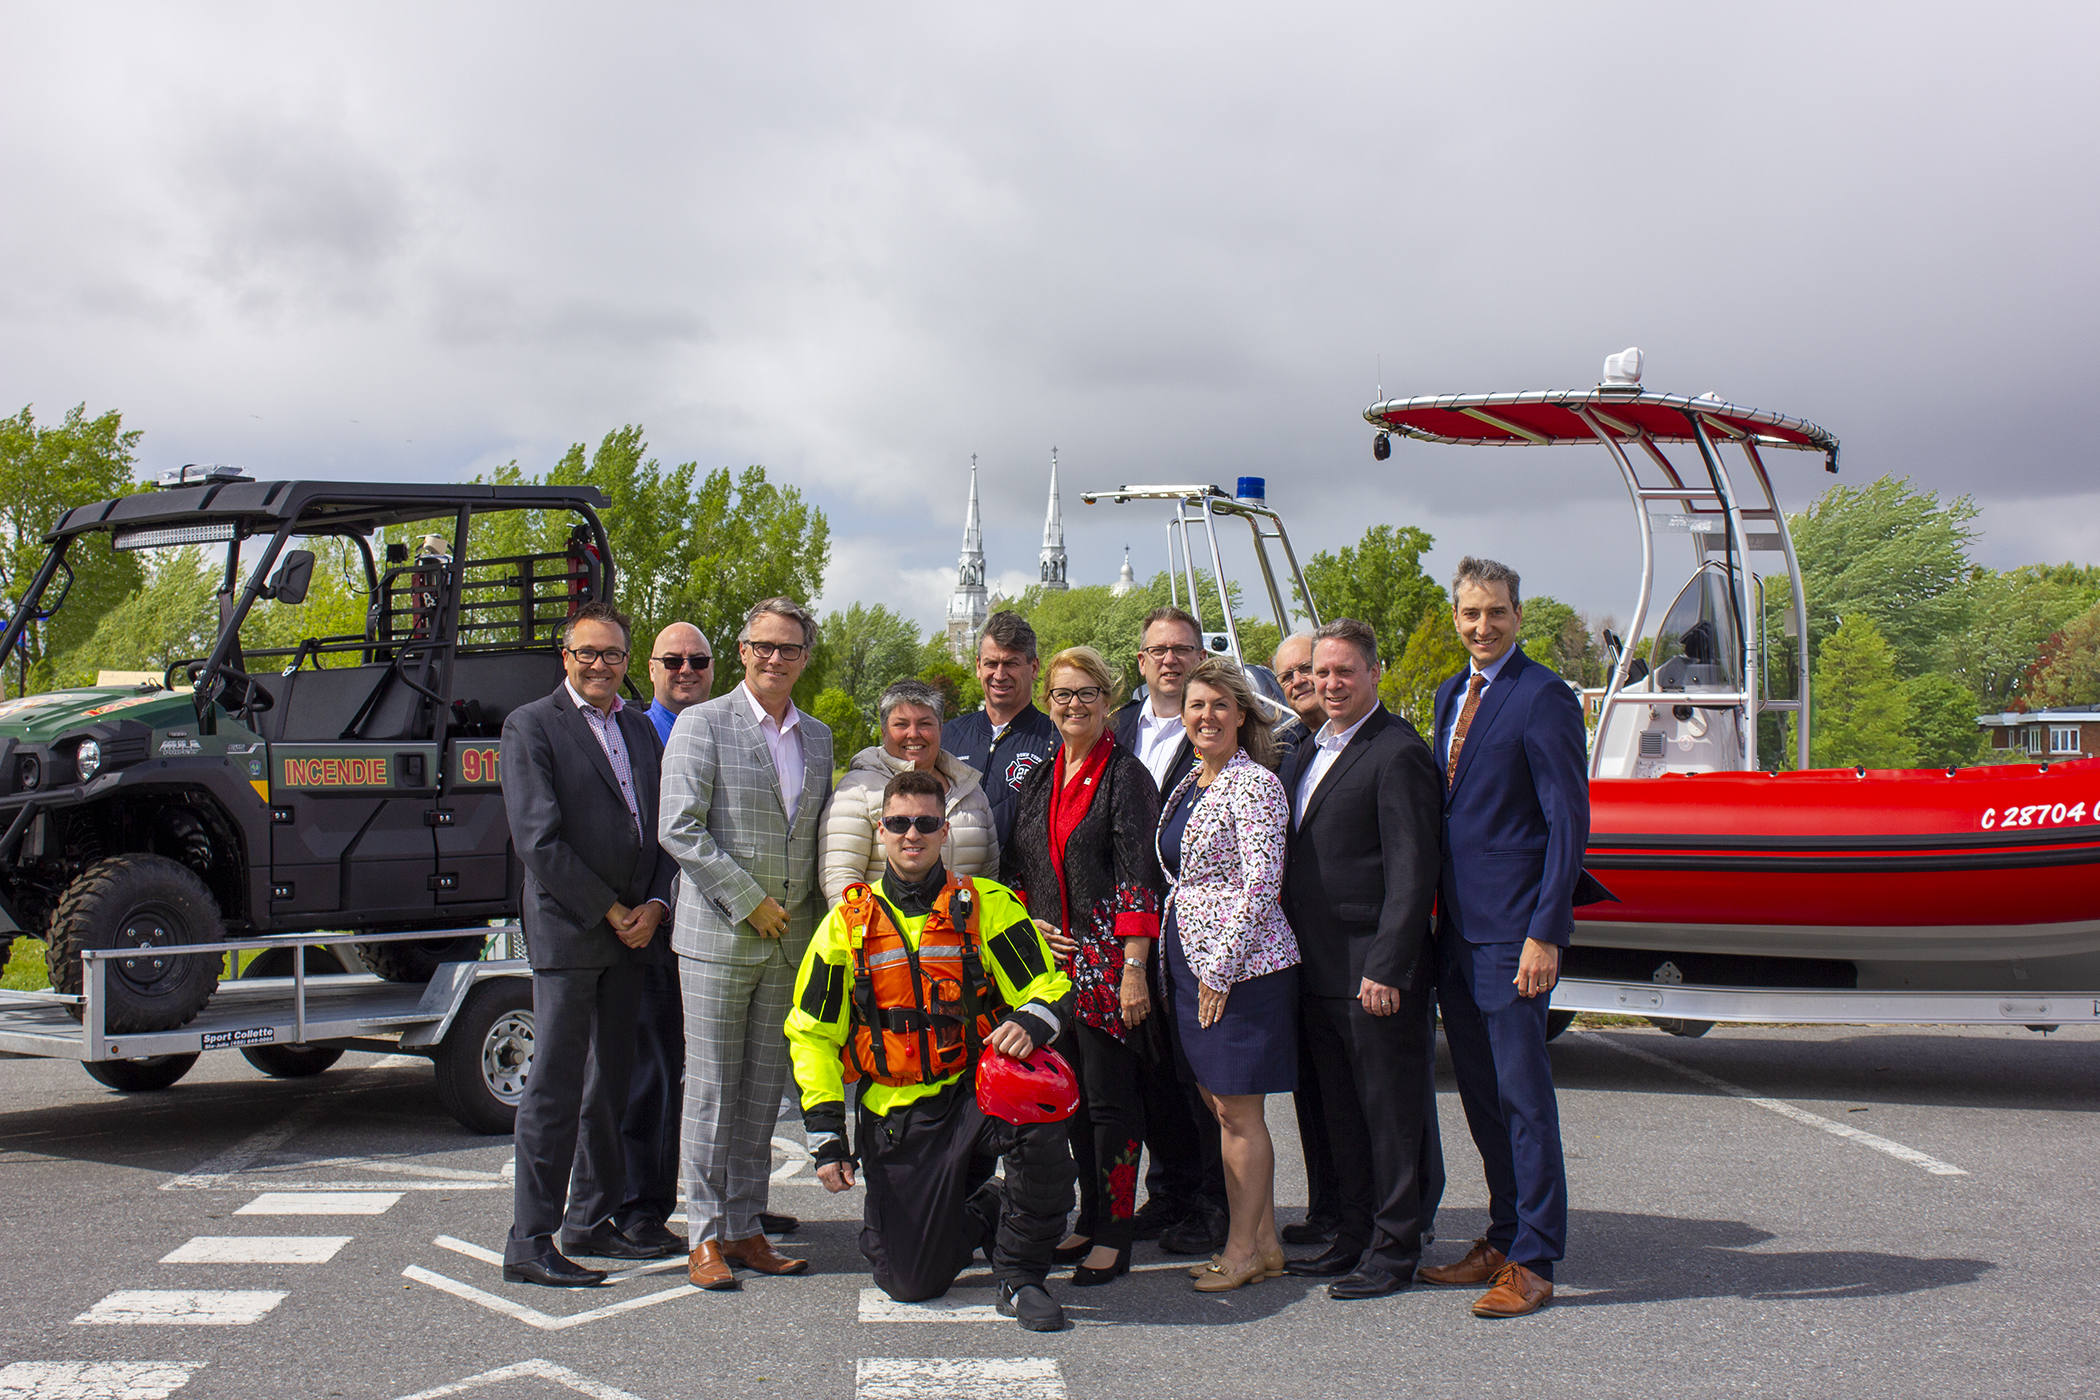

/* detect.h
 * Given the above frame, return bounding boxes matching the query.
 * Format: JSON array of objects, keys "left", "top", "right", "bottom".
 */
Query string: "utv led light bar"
[{"left": 112, "top": 522, "right": 239, "bottom": 551}]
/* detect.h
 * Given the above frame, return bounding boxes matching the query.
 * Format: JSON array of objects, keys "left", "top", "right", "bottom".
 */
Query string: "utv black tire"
[
  {"left": 85, "top": 1053, "right": 200, "bottom": 1092},
  {"left": 434, "top": 975, "right": 534, "bottom": 1135},
  {"left": 1545, "top": 1010, "right": 1577, "bottom": 1042},
  {"left": 48, "top": 855, "right": 224, "bottom": 1034},
  {"left": 238, "top": 946, "right": 348, "bottom": 1077},
  {"left": 356, "top": 933, "right": 491, "bottom": 984}
]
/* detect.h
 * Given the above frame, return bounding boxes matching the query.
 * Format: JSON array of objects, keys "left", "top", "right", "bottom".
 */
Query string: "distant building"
[
  {"left": 1110, "top": 547, "right": 1136, "bottom": 597},
  {"left": 1976, "top": 708, "right": 2097, "bottom": 760},
  {"left": 945, "top": 456, "right": 989, "bottom": 662},
  {"left": 1038, "top": 447, "right": 1068, "bottom": 591}
]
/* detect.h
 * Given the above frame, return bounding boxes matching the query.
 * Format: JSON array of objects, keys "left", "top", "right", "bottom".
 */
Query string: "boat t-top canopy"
[
  {"left": 1365, "top": 387, "right": 1838, "bottom": 470},
  {"left": 1361, "top": 349, "right": 1836, "bottom": 776}
]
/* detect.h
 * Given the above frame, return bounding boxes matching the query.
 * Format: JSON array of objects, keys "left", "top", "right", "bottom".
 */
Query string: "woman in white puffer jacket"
[{"left": 819, "top": 678, "right": 1000, "bottom": 903}]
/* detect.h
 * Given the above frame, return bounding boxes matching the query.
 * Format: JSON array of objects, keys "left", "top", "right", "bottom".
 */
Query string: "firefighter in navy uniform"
[{"left": 787, "top": 768, "right": 1078, "bottom": 1332}]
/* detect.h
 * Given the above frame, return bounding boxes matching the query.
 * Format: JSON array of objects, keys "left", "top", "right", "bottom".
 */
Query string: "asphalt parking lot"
[{"left": 2, "top": 1021, "right": 2095, "bottom": 1400}]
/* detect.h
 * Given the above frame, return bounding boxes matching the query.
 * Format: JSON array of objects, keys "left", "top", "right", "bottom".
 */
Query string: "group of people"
[{"left": 501, "top": 554, "right": 1591, "bottom": 1335}]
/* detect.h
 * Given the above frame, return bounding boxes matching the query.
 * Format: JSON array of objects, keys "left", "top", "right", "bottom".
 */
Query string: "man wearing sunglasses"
[
  {"left": 786, "top": 768, "right": 1076, "bottom": 1332},
  {"left": 660, "top": 597, "right": 833, "bottom": 1291},
  {"left": 644, "top": 622, "right": 714, "bottom": 743}
]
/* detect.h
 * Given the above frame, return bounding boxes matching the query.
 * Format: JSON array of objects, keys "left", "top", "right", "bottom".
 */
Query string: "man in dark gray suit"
[
  {"left": 501, "top": 601, "right": 678, "bottom": 1287},
  {"left": 660, "top": 596, "right": 833, "bottom": 1291}
]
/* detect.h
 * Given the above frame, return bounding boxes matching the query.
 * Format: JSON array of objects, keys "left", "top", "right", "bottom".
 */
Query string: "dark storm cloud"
[{"left": 0, "top": 2, "right": 2094, "bottom": 629}]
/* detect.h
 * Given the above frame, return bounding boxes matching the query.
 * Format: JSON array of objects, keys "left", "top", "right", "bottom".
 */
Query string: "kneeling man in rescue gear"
[{"left": 786, "top": 767, "right": 1078, "bottom": 1332}]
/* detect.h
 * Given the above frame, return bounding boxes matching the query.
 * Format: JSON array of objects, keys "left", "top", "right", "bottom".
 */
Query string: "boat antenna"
[{"left": 1376, "top": 354, "right": 1383, "bottom": 403}]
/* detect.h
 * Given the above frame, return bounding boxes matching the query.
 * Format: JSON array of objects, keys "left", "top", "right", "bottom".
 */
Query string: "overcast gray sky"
[{"left": 4, "top": 3, "right": 2095, "bottom": 636}]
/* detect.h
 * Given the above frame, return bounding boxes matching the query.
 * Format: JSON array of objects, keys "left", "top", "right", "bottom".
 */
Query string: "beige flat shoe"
[
  {"left": 1189, "top": 1245, "right": 1285, "bottom": 1279},
  {"left": 1193, "top": 1253, "right": 1271, "bottom": 1293}
]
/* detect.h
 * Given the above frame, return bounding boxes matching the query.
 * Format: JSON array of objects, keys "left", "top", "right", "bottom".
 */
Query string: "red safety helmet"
[{"left": 975, "top": 1044, "right": 1080, "bottom": 1125}]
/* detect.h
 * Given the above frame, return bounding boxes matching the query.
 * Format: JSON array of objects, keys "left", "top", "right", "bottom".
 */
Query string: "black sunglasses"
[
  {"left": 880, "top": 815, "right": 944, "bottom": 835},
  {"left": 655, "top": 653, "right": 711, "bottom": 670}
]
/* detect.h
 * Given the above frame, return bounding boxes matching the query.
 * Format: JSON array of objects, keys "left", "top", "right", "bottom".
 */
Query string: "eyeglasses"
[
  {"left": 1277, "top": 663, "right": 1313, "bottom": 682},
  {"left": 655, "top": 653, "right": 711, "bottom": 670},
  {"left": 743, "top": 641, "right": 808, "bottom": 662},
  {"left": 1140, "top": 644, "right": 1199, "bottom": 661},
  {"left": 565, "top": 647, "right": 629, "bottom": 666},
  {"left": 880, "top": 814, "right": 944, "bottom": 835},
  {"left": 1047, "top": 686, "right": 1106, "bottom": 705}
]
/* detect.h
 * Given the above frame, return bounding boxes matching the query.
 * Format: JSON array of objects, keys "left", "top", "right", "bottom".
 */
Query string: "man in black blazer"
[
  {"left": 501, "top": 602, "right": 678, "bottom": 1287},
  {"left": 1280, "top": 617, "right": 1442, "bottom": 1299}
]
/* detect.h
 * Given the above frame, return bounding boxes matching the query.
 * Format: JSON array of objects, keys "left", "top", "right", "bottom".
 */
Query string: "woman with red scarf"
[{"left": 1003, "top": 645, "right": 1163, "bottom": 1289}]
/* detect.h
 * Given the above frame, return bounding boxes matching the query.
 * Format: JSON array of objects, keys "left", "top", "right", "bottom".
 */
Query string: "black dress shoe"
[
  {"left": 996, "top": 1280, "right": 1066, "bottom": 1332},
  {"left": 759, "top": 1212, "right": 799, "bottom": 1235},
  {"left": 619, "top": 1220, "right": 687, "bottom": 1257},
  {"left": 503, "top": 1252, "right": 608, "bottom": 1287},
  {"left": 1160, "top": 1208, "right": 1229, "bottom": 1256},
  {"left": 1285, "top": 1244, "right": 1362, "bottom": 1277},
  {"left": 1281, "top": 1216, "right": 1340, "bottom": 1246},
  {"left": 559, "top": 1223, "right": 660, "bottom": 1261},
  {"left": 1329, "top": 1265, "right": 1412, "bottom": 1300},
  {"left": 1129, "top": 1197, "right": 1187, "bottom": 1242},
  {"left": 1069, "top": 1244, "right": 1130, "bottom": 1287},
  {"left": 1051, "top": 1237, "right": 1095, "bottom": 1266}
]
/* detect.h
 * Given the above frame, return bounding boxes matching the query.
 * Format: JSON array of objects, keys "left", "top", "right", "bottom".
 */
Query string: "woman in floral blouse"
[
  {"left": 1004, "top": 645, "right": 1163, "bottom": 1289},
  {"left": 1158, "top": 657, "right": 1300, "bottom": 1293}
]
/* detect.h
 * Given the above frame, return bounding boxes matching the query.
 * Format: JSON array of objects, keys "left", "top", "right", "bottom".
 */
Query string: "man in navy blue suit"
[{"left": 1417, "top": 557, "right": 1587, "bottom": 1318}]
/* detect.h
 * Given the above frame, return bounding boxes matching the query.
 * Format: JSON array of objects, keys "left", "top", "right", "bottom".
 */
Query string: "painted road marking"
[
  {"left": 856, "top": 1358, "right": 1065, "bottom": 1400},
  {"left": 235, "top": 1191, "right": 403, "bottom": 1214},
  {"left": 284, "top": 1156, "right": 506, "bottom": 1182},
  {"left": 160, "top": 1236, "right": 352, "bottom": 1264},
  {"left": 1589, "top": 1031, "right": 1969, "bottom": 1176},
  {"left": 401, "top": 1266, "right": 698, "bottom": 1331},
  {"left": 160, "top": 1094, "right": 338, "bottom": 1189},
  {"left": 771, "top": 1134, "right": 809, "bottom": 1180},
  {"left": 858, "top": 1288, "right": 1005, "bottom": 1323},
  {"left": 74, "top": 1291, "right": 287, "bottom": 1326},
  {"left": 0, "top": 1361, "right": 196, "bottom": 1399},
  {"left": 390, "top": 1359, "right": 649, "bottom": 1400}
]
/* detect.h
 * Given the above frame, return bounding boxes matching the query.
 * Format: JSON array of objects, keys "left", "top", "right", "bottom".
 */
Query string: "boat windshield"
[{"left": 1648, "top": 563, "right": 1742, "bottom": 696}]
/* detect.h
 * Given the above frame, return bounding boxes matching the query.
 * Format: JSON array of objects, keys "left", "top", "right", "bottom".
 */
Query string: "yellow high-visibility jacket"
[{"left": 786, "top": 872, "right": 1070, "bottom": 1120}]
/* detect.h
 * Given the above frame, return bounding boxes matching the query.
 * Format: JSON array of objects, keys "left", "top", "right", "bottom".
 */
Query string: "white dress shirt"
[
  {"left": 1134, "top": 701, "right": 1186, "bottom": 790},
  {"left": 1294, "top": 704, "right": 1378, "bottom": 827},
  {"left": 1440, "top": 647, "right": 1517, "bottom": 768},
  {"left": 740, "top": 680, "right": 807, "bottom": 822}
]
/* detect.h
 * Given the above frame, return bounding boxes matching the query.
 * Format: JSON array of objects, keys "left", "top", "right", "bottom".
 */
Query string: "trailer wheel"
[
  {"left": 1652, "top": 1017, "right": 1715, "bottom": 1038},
  {"left": 356, "top": 933, "right": 491, "bottom": 984},
  {"left": 435, "top": 976, "right": 534, "bottom": 1134},
  {"left": 48, "top": 855, "right": 224, "bottom": 1034},
  {"left": 1545, "top": 1010, "right": 1576, "bottom": 1042},
  {"left": 237, "top": 947, "right": 348, "bottom": 1078},
  {"left": 85, "top": 1053, "right": 200, "bottom": 1092}
]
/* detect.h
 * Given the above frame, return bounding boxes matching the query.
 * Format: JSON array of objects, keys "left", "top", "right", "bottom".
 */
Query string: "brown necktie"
[{"left": 1446, "top": 673, "right": 1485, "bottom": 787}]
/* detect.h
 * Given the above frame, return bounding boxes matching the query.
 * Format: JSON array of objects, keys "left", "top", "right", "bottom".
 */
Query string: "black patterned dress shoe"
[
  {"left": 1285, "top": 1244, "right": 1362, "bottom": 1277},
  {"left": 503, "top": 1252, "right": 608, "bottom": 1287},
  {"left": 1160, "top": 1208, "right": 1229, "bottom": 1255},
  {"left": 759, "top": 1212, "right": 799, "bottom": 1235},
  {"left": 616, "top": 1220, "right": 687, "bottom": 1258},
  {"left": 1329, "top": 1265, "right": 1412, "bottom": 1300},
  {"left": 559, "top": 1223, "right": 660, "bottom": 1261}
]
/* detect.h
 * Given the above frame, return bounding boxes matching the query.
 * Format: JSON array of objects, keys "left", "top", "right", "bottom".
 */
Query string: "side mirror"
[{"left": 270, "top": 550, "right": 315, "bottom": 606}]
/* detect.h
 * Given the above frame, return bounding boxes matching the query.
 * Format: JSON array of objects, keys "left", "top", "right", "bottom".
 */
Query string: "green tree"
[
  {"left": 0, "top": 404, "right": 147, "bottom": 696},
  {"left": 1941, "top": 566, "right": 2097, "bottom": 711},
  {"left": 915, "top": 654, "right": 982, "bottom": 720},
  {"left": 678, "top": 465, "right": 830, "bottom": 704},
  {"left": 1515, "top": 594, "right": 1603, "bottom": 685},
  {"left": 1787, "top": 475, "right": 1979, "bottom": 675},
  {"left": 1302, "top": 525, "right": 1441, "bottom": 663},
  {"left": 50, "top": 547, "right": 217, "bottom": 686},
  {"left": 1810, "top": 615, "right": 1917, "bottom": 770},
  {"left": 1904, "top": 672, "right": 1985, "bottom": 768},
  {"left": 1381, "top": 602, "right": 1468, "bottom": 732},
  {"left": 818, "top": 603, "right": 922, "bottom": 728},
  {"left": 810, "top": 687, "right": 870, "bottom": 763},
  {"left": 2022, "top": 600, "right": 2100, "bottom": 711}
]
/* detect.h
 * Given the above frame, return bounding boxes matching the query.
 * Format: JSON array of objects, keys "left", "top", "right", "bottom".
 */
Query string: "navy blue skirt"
[{"left": 1164, "top": 910, "right": 1299, "bottom": 1096}]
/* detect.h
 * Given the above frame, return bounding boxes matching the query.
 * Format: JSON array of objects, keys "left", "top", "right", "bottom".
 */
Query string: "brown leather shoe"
[
  {"left": 687, "top": 1240, "right": 739, "bottom": 1291},
  {"left": 1418, "top": 1238, "right": 1507, "bottom": 1287},
  {"left": 721, "top": 1232, "right": 810, "bottom": 1276},
  {"left": 1472, "top": 1261, "right": 1552, "bottom": 1317}
]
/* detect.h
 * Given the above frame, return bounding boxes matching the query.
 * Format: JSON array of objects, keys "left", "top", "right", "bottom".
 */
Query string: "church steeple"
[
  {"left": 1038, "top": 446, "right": 1068, "bottom": 591},
  {"left": 945, "top": 455, "right": 990, "bottom": 661},
  {"left": 1110, "top": 545, "right": 1136, "bottom": 597}
]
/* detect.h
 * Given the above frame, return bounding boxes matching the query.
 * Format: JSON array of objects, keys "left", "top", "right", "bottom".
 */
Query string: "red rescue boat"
[{"left": 1367, "top": 351, "right": 2100, "bottom": 1022}]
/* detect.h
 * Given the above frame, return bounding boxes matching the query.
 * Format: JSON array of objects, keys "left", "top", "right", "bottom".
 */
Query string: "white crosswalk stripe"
[
  {"left": 74, "top": 1291, "right": 287, "bottom": 1326},
  {"left": 235, "top": 1191, "right": 401, "bottom": 1215},
  {"left": 855, "top": 1358, "right": 1065, "bottom": 1399},
  {"left": 0, "top": 1361, "right": 196, "bottom": 1399},
  {"left": 159, "top": 1236, "right": 352, "bottom": 1264}
]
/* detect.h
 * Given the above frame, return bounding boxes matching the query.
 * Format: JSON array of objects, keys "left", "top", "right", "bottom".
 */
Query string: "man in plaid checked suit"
[{"left": 659, "top": 597, "right": 834, "bottom": 1291}]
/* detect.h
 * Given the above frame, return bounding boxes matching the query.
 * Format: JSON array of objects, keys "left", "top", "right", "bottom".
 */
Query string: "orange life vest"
[{"left": 837, "top": 874, "right": 1004, "bottom": 1088}]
